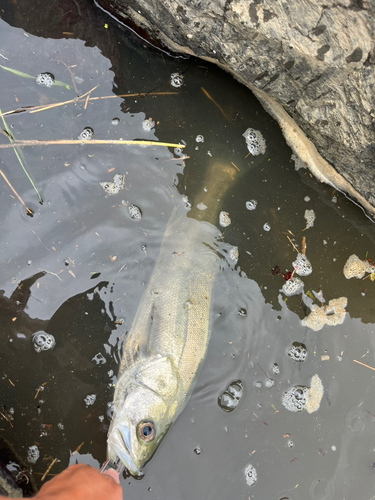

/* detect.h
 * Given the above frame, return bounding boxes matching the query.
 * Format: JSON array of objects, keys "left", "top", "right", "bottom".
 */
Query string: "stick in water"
[{"left": 0, "top": 169, "right": 33, "bottom": 215}]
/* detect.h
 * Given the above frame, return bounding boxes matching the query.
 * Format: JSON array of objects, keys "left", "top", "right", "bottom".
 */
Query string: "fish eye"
[{"left": 138, "top": 421, "right": 155, "bottom": 442}]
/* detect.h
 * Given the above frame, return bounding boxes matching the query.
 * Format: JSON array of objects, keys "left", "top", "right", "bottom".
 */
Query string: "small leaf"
[
  {"left": 54, "top": 79, "right": 70, "bottom": 88},
  {"left": 370, "top": 273, "right": 375, "bottom": 282},
  {"left": 305, "top": 290, "right": 314, "bottom": 300},
  {"left": 0, "top": 64, "right": 35, "bottom": 79}
]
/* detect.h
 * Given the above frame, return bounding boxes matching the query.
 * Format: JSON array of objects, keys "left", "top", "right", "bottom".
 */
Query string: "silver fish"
[{"left": 107, "top": 162, "right": 237, "bottom": 474}]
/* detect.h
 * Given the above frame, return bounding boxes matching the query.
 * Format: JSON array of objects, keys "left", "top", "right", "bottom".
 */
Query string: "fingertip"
[{"left": 102, "top": 468, "right": 120, "bottom": 484}]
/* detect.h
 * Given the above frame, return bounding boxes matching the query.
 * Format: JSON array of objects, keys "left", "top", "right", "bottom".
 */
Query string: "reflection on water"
[{"left": 0, "top": 0, "right": 375, "bottom": 498}]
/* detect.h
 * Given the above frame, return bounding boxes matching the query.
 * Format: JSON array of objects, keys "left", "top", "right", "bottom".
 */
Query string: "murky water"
[{"left": 1, "top": 1, "right": 375, "bottom": 498}]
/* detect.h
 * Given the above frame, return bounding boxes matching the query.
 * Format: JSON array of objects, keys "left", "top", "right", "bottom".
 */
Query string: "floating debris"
[
  {"left": 84, "top": 394, "right": 96, "bottom": 407},
  {"left": 92, "top": 353, "right": 106, "bottom": 365},
  {"left": 265, "top": 378, "right": 274, "bottom": 388},
  {"left": 288, "top": 342, "right": 307, "bottom": 362},
  {"left": 170, "top": 72, "right": 184, "bottom": 88},
  {"left": 78, "top": 127, "right": 94, "bottom": 141},
  {"left": 32, "top": 332, "right": 56, "bottom": 353},
  {"left": 302, "top": 297, "right": 348, "bottom": 331},
  {"left": 304, "top": 196, "right": 311, "bottom": 202},
  {"left": 244, "top": 464, "right": 257, "bottom": 486},
  {"left": 100, "top": 174, "right": 125, "bottom": 195},
  {"left": 343, "top": 254, "right": 375, "bottom": 279},
  {"left": 196, "top": 202, "right": 207, "bottom": 210},
  {"left": 306, "top": 374, "right": 324, "bottom": 414},
  {"left": 272, "top": 363, "right": 280, "bottom": 375},
  {"left": 263, "top": 222, "right": 271, "bottom": 232},
  {"left": 242, "top": 128, "right": 266, "bottom": 156},
  {"left": 111, "top": 117, "right": 120, "bottom": 125},
  {"left": 312, "top": 289, "right": 325, "bottom": 303},
  {"left": 237, "top": 308, "right": 247, "bottom": 317},
  {"left": 245, "top": 200, "right": 257, "bottom": 211},
  {"left": 304, "top": 209, "right": 316, "bottom": 229},
  {"left": 195, "top": 135, "right": 204, "bottom": 143},
  {"left": 142, "top": 118, "right": 155, "bottom": 131},
  {"left": 292, "top": 253, "right": 312, "bottom": 276},
  {"left": 36, "top": 72, "right": 55, "bottom": 87},
  {"left": 182, "top": 195, "right": 191, "bottom": 209},
  {"left": 292, "top": 153, "right": 307, "bottom": 171},
  {"left": 128, "top": 204, "right": 142, "bottom": 220},
  {"left": 27, "top": 445, "right": 40, "bottom": 464},
  {"left": 218, "top": 380, "right": 243, "bottom": 412},
  {"left": 229, "top": 246, "right": 239, "bottom": 262},
  {"left": 282, "top": 277, "right": 304, "bottom": 296},
  {"left": 193, "top": 447, "right": 201, "bottom": 455},
  {"left": 219, "top": 211, "right": 231, "bottom": 227}
]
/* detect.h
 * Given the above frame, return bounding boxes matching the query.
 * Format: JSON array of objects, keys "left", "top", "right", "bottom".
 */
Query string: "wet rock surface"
[{"left": 95, "top": 0, "right": 375, "bottom": 212}]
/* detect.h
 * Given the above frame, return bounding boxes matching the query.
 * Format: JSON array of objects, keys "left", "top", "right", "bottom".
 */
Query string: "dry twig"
[
  {"left": 0, "top": 139, "right": 185, "bottom": 149},
  {"left": 41, "top": 458, "right": 57, "bottom": 482},
  {"left": 353, "top": 359, "right": 375, "bottom": 372},
  {"left": 287, "top": 235, "right": 299, "bottom": 253},
  {"left": 0, "top": 169, "right": 33, "bottom": 215}
]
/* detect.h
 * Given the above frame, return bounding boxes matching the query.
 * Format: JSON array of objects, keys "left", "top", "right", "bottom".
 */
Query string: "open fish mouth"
[{"left": 107, "top": 425, "right": 138, "bottom": 474}]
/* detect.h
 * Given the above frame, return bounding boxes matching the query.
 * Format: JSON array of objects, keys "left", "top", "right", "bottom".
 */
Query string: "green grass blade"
[
  {"left": 0, "top": 109, "right": 43, "bottom": 203},
  {"left": 0, "top": 65, "right": 70, "bottom": 89},
  {"left": 0, "top": 64, "right": 35, "bottom": 79}
]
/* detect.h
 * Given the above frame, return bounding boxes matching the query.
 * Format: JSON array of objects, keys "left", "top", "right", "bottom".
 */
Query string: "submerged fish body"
[
  {"left": 107, "top": 161, "right": 238, "bottom": 474},
  {"left": 108, "top": 205, "right": 223, "bottom": 474}
]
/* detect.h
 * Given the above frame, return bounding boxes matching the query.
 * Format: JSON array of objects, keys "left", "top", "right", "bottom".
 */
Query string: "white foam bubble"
[
  {"left": 282, "top": 277, "right": 304, "bottom": 296},
  {"left": 84, "top": 394, "right": 96, "bottom": 407},
  {"left": 242, "top": 128, "right": 266, "bottom": 156},
  {"left": 142, "top": 118, "right": 155, "bottom": 131},
  {"left": 246, "top": 200, "right": 257, "bottom": 210},
  {"left": 292, "top": 253, "right": 313, "bottom": 276},
  {"left": 27, "top": 445, "right": 39, "bottom": 464},
  {"left": 244, "top": 464, "right": 257, "bottom": 486},
  {"left": 304, "top": 209, "right": 316, "bottom": 229},
  {"left": 219, "top": 211, "right": 231, "bottom": 227},
  {"left": 170, "top": 73, "right": 184, "bottom": 88}
]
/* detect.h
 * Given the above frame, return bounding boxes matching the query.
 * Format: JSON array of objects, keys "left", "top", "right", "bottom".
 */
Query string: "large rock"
[{"left": 96, "top": 0, "right": 375, "bottom": 216}]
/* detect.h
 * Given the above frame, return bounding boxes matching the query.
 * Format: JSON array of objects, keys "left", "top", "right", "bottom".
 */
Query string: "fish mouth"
[{"left": 107, "top": 425, "right": 139, "bottom": 475}]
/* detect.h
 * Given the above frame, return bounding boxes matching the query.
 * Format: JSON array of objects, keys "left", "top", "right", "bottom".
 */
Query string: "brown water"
[{"left": 0, "top": 1, "right": 375, "bottom": 498}]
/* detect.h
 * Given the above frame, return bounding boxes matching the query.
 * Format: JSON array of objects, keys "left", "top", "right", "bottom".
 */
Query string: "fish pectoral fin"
[{"left": 135, "top": 355, "right": 180, "bottom": 400}]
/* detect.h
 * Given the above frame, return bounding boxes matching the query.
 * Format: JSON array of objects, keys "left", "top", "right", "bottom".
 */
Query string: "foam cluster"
[
  {"left": 78, "top": 127, "right": 94, "bottom": 141},
  {"left": 170, "top": 72, "right": 184, "bottom": 88},
  {"left": 304, "top": 209, "right": 316, "bottom": 229},
  {"left": 282, "top": 277, "right": 304, "bottom": 296},
  {"left": 27, "top": 445, "right": 40, "bottom": 464},
  {"left": 32, "top": 332, "right": 55, "bottom": 353},
  {"left": 301, "top": 297, "right": 347, "bottom": 331},
  {"left": 288, "top": 342, "right": 307, "bottom": 362},
  {"left": 36, "top": 72, "right": 55, "bottom": 87},
  {"left": 242, "top": 128, "right": 266, "bottom": 156},
  {"left": 128, "top": 204, "right": 142, "bottom": 220},
  {"left": 244, "top": 464, "right": 257, "bottom": 486},
  {"left": 282, "top": 375, "right": 323, "bottom": 413},
  {"left": 219, "top": 211, "right": 231, "bottom": 227},
  {"left": 142, "top": 118, "right": 155, "bottom": 131},
  {"left": 282, "top": 385, "right": 308, "bottom": 412},
  {"left": 343, "top": 254, "right": 375, "bottom": 279},
  {"left": 100, "top": 174, "right": 125, "bottom": 195},
  {"left": 292, "top": 253, "right": 313, "bottom": 276}
]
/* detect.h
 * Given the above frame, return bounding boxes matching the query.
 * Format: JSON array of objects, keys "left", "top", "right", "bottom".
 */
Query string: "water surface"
[{"left": 0, "top": 1, "right": 375, "bottom": 499}]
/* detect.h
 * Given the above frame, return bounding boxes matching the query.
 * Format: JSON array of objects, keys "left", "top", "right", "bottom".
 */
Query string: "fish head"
[{"left": 108, "top": 355, "right": 181, "bottom": 475}]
